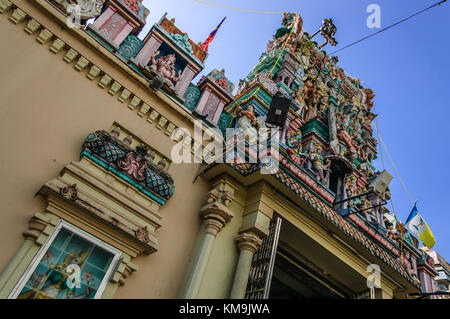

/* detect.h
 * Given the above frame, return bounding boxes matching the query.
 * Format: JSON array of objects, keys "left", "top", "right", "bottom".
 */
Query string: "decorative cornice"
[
  {"left": 1, "top": 0, "right": 223, "bottom": 158},
  {"left": 81, "top": 130, "right": 174, "bottom": 205}
]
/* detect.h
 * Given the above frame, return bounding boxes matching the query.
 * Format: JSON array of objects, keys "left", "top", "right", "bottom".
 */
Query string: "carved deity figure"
[
  {"left": 147, "top": 51, "right": 182, "bottom": 87},
  {"left": 286, "top": 128, "right": 307, "bottom": 164},
  {"left": 345, "top": 175, "right": 358, "bottom": 198},
  {"left": 336, "top": 113, "right": 358, "bottom": 158},
  {"left": 386, "top": 224, "right": 400, "bottom": 242},
  {"left": 400, "top": 250, "right": 416, "bottom": 277},
  {"left": 271, "top": 12, "right": 303, "bottom": 53},
  {"left": 350, "top": 116, "right": 364, "bottom": 145},
  {"left": 307, "top": 144, "right": 330, "bottom": 186},
  {"left": 295, "top": 75, "right": 318, "bottom": 122},
  {"left": 237, "top": 105, "right": 261, "bottom": 144}
]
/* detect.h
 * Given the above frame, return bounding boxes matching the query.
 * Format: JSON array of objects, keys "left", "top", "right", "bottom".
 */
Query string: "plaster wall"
[{"left": 0, "top": 8, "right": 210, "bottom": 298}]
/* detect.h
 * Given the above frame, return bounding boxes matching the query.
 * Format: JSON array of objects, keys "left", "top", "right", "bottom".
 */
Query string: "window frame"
[{"left": 8, "top": 219, "right": 122, "bottom": 299}]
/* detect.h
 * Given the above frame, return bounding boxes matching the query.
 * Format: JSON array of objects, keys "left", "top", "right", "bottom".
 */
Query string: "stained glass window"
[{"left": 11, "top": 221, "right": 121, "bottom": 299}]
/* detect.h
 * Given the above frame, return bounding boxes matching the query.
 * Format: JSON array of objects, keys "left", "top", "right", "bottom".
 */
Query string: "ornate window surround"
[{"left": 8, "top": 220, "right": 122, "bottom": 299}]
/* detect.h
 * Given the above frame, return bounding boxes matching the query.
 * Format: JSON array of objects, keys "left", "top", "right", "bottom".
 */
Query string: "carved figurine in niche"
[
  {"left": 307, "top": 144, "right": 330, "bottom": 186},
  {"left": 316, "top": 77, "right": 329, "bottom": 98},
  {"left": 386, "top": 223, "right": 400, "bottom": 242},
  {"left": 318, "top": 96, "right": 329, "bottom": 116},
  {"left": 400, "top": 250, "right": 416, "bottom": 276},
  {"left": 286, "top": 128, "right": 307, "bottom": 164},
  {"left": 237, "top": 105, "right": 261, "bottom": 143},
  {"left": 351, "top": 92, "right": 362, "bottom": 110},
  {"left": 350, "top": 116, "right": 364, "bottom": 145},
  {"left": 147, "top": 51, "right": 182, "bottom": 87},
  {"left": 272, "top": 12, "right": 303, "bottom": 53},
  {"left": 292, "top": 86, "right": 306, "bottom": 119},
  {"left": 236, "top": 78, "right": 249, "bottom": 96},
  {"left": 345, "top": 175, "right": 358, "bottom": 197},
  {"left": 304, "top": 98, "right": 319, "bottom": 122},
  {"left": 336, "top": 113, "right": 358, "bottom": 159},
  {"left": 298, "top": 75, "right": 318, "bottom": 122},
  {"left": 296, "top": 38, "right": 314, "bottom": 69},
  {"left": 328, "top": 56, "right": 339, "bottom": 80},
  {"left": 358, "top": 195, "right": 371, "bottom": 212}
]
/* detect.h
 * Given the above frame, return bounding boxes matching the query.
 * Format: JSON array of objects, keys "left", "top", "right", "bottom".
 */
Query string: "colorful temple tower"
[{"left": 0, "top": 0, "right": 442, "bottom": 299}]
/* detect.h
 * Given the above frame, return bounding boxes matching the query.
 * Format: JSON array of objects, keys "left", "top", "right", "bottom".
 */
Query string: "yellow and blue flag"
[{"left": 405, "top": 203, "right": 435, "bottom": 249}]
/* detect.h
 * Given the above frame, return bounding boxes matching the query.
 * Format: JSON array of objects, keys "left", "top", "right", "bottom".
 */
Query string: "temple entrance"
[
  {"left": 269, "top": 247, "right": 342, "bottom": 299},
  {"left": 246, "top": 216, "right": 367, "bottom": 299}
]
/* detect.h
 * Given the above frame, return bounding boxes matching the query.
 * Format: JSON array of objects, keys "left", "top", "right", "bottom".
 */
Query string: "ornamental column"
[
  {"left": 178, "top": 187, "right": 235, "bottom": 299},
  {"left": 229, "top": 232, "right": 262, "bottom": 299}
]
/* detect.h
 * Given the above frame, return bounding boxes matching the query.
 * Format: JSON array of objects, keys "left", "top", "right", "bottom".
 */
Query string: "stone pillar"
[
  {"left": 211, "top": 99, "right": 226, "bottom": 125},
  {"left": 133, "top": 34, "right": 163, "bottom": 66},
  {"left": 0, "top": 215, "right": 51, "bottom": 298},
  {"left": 178, "top": 188, "right": 234, "bottom": 299},
  {"left": 112, "top": 22, "right": 135, "bottom": 47},
  {"left": 193, "top": 88, "right": 212, "bottom": 114},
  {"left": 175, "top": 64, "right": 197, "bottom": 97},
  {"left": 229, "top": 232, "right": 262, "bottom": 299},
  {"left": 92, "top": 6, "right": 116, "bottom": 29}
]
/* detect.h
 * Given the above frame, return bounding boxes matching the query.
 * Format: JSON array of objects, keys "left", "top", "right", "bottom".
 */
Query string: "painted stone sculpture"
[
  {"left": 286, "top": 128, "right": 307, "bottom": 165},
  {"left": 306, "top": 144, "right": 330, "bottom": 186},
  {"left": 53, "top": 0, "right": 105, "bottom": 20},
  {"left": 146, "top": 52, "right": 182, "bottom": 88},
  {"left": 336, "top": 113, "right": 358, "bottom": 158},
  {"left": 237, "top": 105, "right": 261, "bottom": 143},
  {"left": 270, "top": 12, "right": 303, "bottom": 53}
]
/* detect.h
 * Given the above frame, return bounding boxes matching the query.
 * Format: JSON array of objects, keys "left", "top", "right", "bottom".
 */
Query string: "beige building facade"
[{"left": 0, "top": 0, "right": 433, "bottom": 299}]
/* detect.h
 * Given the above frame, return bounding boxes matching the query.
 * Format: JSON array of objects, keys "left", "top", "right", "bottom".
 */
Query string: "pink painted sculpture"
[{"left": 147, "top": 51, "right": 182, "bottom": 87}]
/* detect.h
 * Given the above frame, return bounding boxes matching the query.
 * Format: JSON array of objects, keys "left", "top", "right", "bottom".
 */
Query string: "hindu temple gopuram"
[{"left": 0, "top": 0, "right": 444, "bottom": 299}]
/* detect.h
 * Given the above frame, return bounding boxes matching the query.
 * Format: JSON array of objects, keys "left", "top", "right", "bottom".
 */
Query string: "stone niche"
[
  {"left": 130, "top": 13, "right": 206, "bottom": 98},
  {"left": 86, "top": 0, "right": 149, "bottom": 51},
  {"left": 193, "top": 69, "right": 234, "bottom": 126}
]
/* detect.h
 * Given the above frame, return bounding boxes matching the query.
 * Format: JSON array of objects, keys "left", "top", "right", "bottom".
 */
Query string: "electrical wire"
[
  {"left": 372, "top": 110, "right": 450, "bottom": 265},
  {"left": 194, "top": 0, "right": 450, "bottom": 262},
  {"left": 330, "top": 0, "right": 448, "bottom": 55},
  {"left": 193, "top": 0, "right": 284, "bottom": 14},
  {"left": 372, "top": 123, "right": 415, "bottom": 205}
]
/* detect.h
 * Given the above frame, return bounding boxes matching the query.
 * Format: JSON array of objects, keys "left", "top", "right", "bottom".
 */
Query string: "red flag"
[{"left": 201, "top": 17, "right": 226, "bottom": 52}]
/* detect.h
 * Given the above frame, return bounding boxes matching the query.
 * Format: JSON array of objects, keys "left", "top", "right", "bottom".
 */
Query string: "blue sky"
[{"left": 140, "top": 0, "right": 450, "bottom": 259}]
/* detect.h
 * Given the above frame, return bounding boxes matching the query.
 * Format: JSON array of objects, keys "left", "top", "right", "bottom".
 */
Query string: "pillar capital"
[
  {"left": 236, "top": 232, "right": 263, "bottom": 254},
  {"left": 200, "top": 201, "right": 234, "bottom": 237},
  {"left": 199, "top": 181, "right": 236, "bottom": 237}
]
